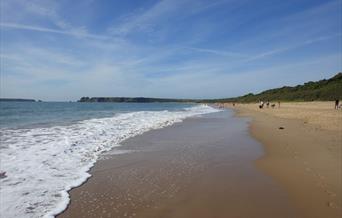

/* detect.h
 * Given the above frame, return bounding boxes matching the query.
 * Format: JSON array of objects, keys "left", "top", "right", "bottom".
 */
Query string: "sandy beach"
[
  {"left": 58, "top": 110, "right": 299, "bottom": 218},
  {"left": 227, "top": 101, "right": 342, "bottom": 218},
  {"left": 56, "top": 102, "right": 341, "bottom": 218}
]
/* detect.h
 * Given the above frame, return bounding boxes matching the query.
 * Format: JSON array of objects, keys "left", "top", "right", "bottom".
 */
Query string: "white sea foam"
[{"left": 0, "top": 104, "right": 219, "bottom": 218}]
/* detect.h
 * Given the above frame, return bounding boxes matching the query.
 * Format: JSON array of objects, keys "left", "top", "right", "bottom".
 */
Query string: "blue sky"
[{"left": 0, "top": 0, "right": 341, "bottom": 101}]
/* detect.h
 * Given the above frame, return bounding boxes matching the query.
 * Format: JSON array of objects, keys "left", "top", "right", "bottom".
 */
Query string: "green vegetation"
[
  {"left": 79, "top": 72, "right": 342, "bottom": 103},
  {"left": 201, "top": 72, "right": 342, "bottom": 103}
]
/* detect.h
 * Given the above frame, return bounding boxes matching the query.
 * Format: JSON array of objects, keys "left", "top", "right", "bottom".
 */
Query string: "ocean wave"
[{"left": 0, "top": 104, "right": 219, "bottom": 218}]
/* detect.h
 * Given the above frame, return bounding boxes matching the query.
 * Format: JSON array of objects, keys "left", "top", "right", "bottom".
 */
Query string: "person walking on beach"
[{"left": 335, "top": 99, "right": 339, "bottom": 110}]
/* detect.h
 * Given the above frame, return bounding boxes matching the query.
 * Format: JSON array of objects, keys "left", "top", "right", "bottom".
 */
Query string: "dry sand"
[
  {"left": 225, "top": 101, "right": 342, "bottom": 218},
  {"left": 232, "top": 101, "right": 341, "bottom": 131},
  {"left": 59, "top": 111, "right": 299, "bottom": 218}
]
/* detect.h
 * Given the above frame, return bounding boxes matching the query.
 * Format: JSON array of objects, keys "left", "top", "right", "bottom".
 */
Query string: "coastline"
[
  {"left": 227, "top": 102, "right": 342, "bottom": 218},
  {"left": 0, "top": 103, "right": 219, "bottom": 218},
  {"left": 58, "top": 110, "right": 298, "bottom": 218}
]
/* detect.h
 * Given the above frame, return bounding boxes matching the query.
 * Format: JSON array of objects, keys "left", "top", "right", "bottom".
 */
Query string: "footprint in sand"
[
  {"left": 327, "top": 201, "right": 339, "bottom": 209},
  {"left": 316, "top": 181, "right": 327, "bottom": 189},
  {"left": 325, "top": 190, "right": 337, "bottom": 197},
  {"left": 316, "top": 173, "right": 325, "bottom": 180}
]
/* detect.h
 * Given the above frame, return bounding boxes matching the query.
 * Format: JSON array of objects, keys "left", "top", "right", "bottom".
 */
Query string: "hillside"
[{"left": 204, "top": 72, "right": 342, "bottom": 103}]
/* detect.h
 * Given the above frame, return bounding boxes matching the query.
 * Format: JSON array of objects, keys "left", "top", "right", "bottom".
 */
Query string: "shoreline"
[
  {"left": 58, "top": 110, "right": 298, "bottom": 218},
  {"left": 56, "top": 102, "right": 341, "bottom": 218},
  {"left": 0, "top": 104, "right": 219, "bottom": 218},
  {"left": 227, "top": 102, "right": 341, "bottom": 218}
]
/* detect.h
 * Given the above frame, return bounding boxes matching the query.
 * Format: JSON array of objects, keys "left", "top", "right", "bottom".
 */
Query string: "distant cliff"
[
  {"left": 0, "top": 98, "right": 36, "bottom": 102},
  {"left": 78, "top": 97, "right": 197, "bottom": 103}
]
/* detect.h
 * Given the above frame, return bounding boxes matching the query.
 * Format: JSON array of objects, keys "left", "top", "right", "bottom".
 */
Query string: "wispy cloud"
[
  {"left": 0, "top": 22, "right": 109, "bottom": 40},
  {"left": 107, "top": 0, "right": 237, "bottom": 37},
  {"left": 189, "top": 0, "right": 235, "bottom": 14},
  {"left": 1, "top": 0, "right": 102, "bottom": 40},
  {"left": 184, "top": 46, "right": 248, "bottom": 58},
  {"left": 245, "top": 33, "right": 342, "bottom": 62},
  {"left": 108, "top": 0, "right": 186, "bottom": 36}
]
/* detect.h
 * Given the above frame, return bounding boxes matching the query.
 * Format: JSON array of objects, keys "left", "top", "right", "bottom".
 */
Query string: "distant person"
[
  {"left": 266, "top": 101, "right": 270, "bottom": 108},
  {"left": 259, "top": 101, "right": 264, "bottom": 109},
  {"left": 335, "top": 99, "right": 339, "bottom": 110}
]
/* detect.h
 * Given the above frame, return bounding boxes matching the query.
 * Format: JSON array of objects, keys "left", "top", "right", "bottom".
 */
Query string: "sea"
[{"left": 0, "top": 102, "right": 220, "bottom": 218}]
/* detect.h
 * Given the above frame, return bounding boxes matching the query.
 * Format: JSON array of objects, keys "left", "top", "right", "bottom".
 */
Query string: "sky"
[{"left": 0, "top": 0, "right": 341, "bottom": 101}]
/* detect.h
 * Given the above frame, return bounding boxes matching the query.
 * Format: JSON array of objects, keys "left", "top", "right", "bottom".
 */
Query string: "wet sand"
[
  {"left": 228, "top": 102, "right": 342, "bottom": 218},
  {"left": 59, "top": 110, "right": 298, "bottom": 218}
]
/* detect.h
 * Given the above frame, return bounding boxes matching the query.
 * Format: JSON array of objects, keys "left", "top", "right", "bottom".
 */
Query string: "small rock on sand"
[{"left": 0, "top": 171, "right": 7, "bottom": 179}]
